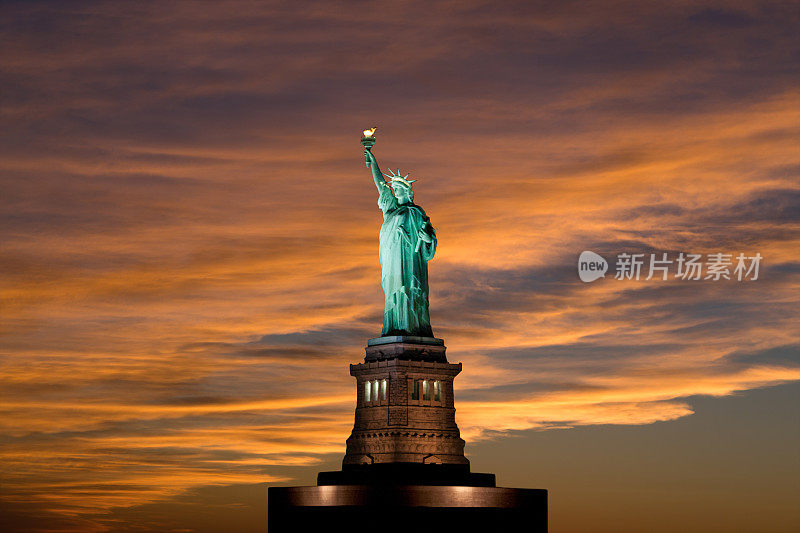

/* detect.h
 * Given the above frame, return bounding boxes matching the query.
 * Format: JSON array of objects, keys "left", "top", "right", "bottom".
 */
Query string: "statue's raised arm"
[{"left": 365, "top": 150, "right": 385, "bottom": 193}]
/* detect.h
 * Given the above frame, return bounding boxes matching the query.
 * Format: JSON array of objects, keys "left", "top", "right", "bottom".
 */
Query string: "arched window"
[
  {"left": 434, "top": 380, "right": 441, "bottom": 401},
  {"left": 372, "top": 380, "right": 379, "bottom": 402},
  {"left": 364, "top": 380, "right": 371, "bottom": 402},
  {"left": 380, "top": 379, "right": 387, "bottom": 401},
  {"left": 422, "top": 380, "right": 430, "bottom": 401}
]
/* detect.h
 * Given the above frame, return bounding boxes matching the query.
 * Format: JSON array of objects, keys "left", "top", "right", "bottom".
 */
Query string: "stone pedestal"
[
  {"left": 267, "top": 337, "right": 548, "bottom": 531},
  {"left": 342, "top": 337, "right": 469, "bottom": 466},
  {"left": 344, "top": 340, "right": 468, "bottom": 465}
]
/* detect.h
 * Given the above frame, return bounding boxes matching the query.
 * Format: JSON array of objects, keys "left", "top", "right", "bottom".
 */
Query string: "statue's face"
[{"left": 393, "top": 186, "right": 411, "bottom": 204}]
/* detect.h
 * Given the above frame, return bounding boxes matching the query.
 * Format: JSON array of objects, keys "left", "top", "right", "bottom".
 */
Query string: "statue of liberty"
[{"left": 364, "top": 148, "right": 437, "bottom": 337}]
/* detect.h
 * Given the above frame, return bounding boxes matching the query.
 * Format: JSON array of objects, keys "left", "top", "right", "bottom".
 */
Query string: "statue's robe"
[{"left": 378, "top": 186, "right": 437, "bottom": 337}]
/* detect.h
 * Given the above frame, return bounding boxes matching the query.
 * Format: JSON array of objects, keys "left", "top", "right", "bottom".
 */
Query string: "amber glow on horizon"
[{"left": 1, "top": 1, "right": 799, "bottom": 531}]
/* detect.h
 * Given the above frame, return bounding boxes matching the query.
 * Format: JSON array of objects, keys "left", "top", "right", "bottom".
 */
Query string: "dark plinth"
[
  {"left": 365, "top": 336, "right": 447, "bottom": 362},
  {"left": 268, "top": 485, "right": 547, "bottom": 531},
  {"left": 367, "top": 336, "right": 444, "bottom": 347},
  {"left": 318, "top": 463, "right": 495, "bottom": 487}
]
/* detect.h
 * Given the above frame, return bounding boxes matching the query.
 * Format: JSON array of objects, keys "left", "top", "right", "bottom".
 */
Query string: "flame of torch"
[{"left": 361, "top": 127, "right": 377, "bottom": 167}]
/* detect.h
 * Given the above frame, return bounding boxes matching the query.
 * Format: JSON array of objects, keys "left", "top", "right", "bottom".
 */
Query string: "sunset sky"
[{"left": 1, "top": 1, "right": 799, "bottom": 532}]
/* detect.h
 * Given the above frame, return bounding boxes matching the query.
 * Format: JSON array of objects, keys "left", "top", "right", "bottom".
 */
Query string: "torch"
[{"left": 361, "top": 127, "right": 377, "bottom": 167}]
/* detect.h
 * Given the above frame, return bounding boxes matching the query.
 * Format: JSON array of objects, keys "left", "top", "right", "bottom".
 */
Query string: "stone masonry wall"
[{"left": 343, "top": 358, "right": 468, "bottom": 465}]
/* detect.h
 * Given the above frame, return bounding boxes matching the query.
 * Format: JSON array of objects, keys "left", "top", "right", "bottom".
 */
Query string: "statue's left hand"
[{"left": 398, "top": 225, "right": 413, "bottom": 245}]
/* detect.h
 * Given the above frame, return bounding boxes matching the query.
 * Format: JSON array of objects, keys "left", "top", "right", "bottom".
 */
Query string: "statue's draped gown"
[{"left": 378, "top": 185, "right": 437, "bottom": 336}]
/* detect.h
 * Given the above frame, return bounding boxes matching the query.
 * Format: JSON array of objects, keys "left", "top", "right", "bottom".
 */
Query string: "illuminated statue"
[{"left": 363, "top": 146, "right": 437, "bottom": 337}]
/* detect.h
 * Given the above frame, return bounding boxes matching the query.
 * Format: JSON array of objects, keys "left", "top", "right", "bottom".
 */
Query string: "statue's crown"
[{"left": 382, "top": 168, "right": 416, "bottom": 189}]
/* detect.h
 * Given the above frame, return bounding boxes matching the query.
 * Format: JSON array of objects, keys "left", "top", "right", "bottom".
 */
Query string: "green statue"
[{"left": 364, "top": 148, "right": 437, "bottom": 337}]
